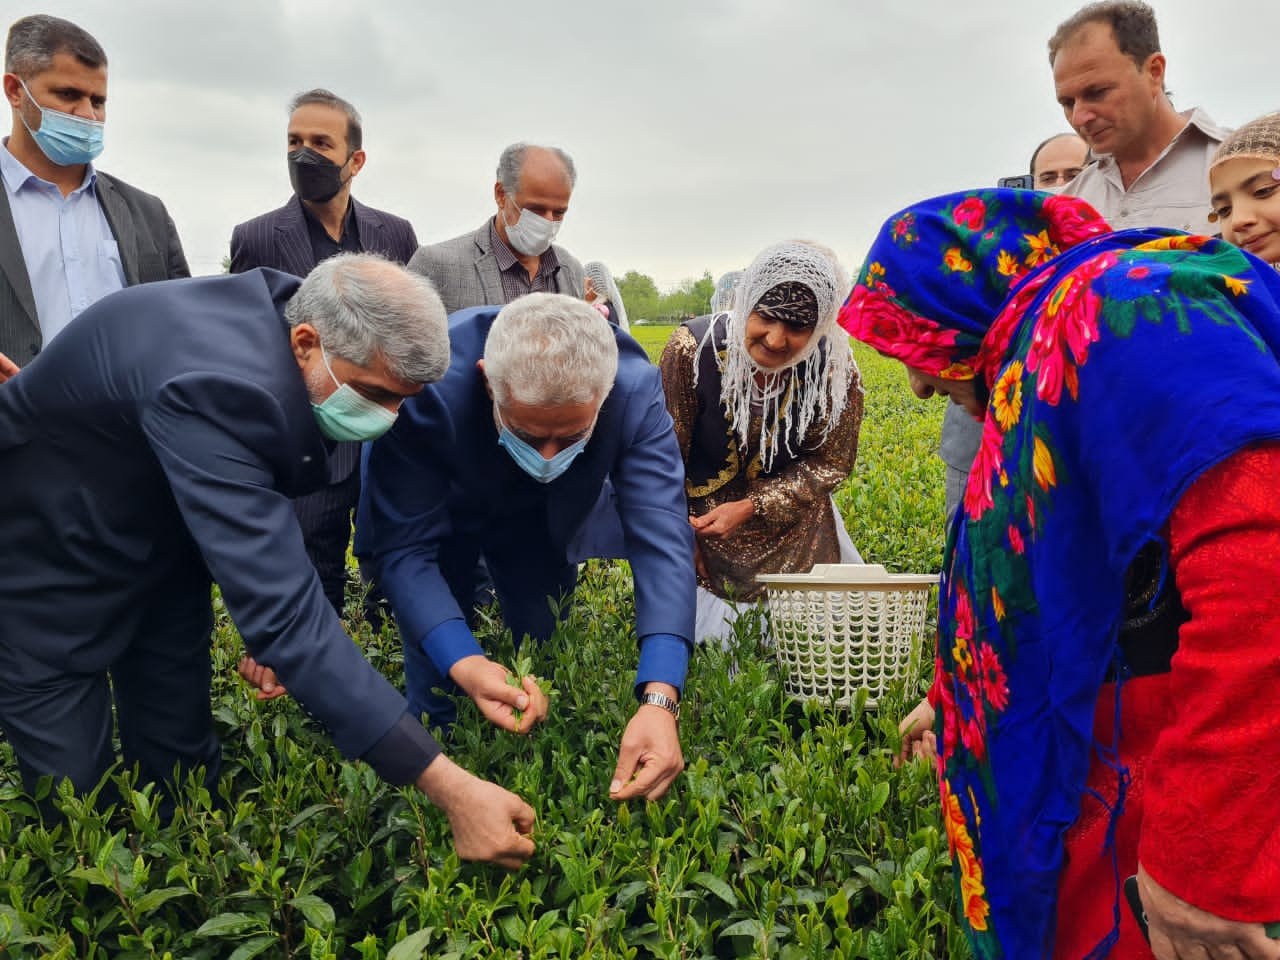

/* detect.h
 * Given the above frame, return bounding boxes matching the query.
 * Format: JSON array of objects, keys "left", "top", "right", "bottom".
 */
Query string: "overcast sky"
[{"left": 27, "top": 0, "right": 1280, "bottom": 289}]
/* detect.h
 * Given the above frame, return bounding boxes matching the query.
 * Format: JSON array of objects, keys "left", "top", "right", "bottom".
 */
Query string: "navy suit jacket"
[
  {"left": 359, "top": 305, "right": 696, "bottom": 669},
  {"left": 228, "top": 196, "right": 418, "bottom": 485},
  {"left": 0, "top": 269, "right": 434, "bottom": 778}
]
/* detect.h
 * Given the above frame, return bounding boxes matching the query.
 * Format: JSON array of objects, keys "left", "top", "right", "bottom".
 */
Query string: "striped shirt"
[{"left": 489, "top": 219, "right": 563, "bottom": 302}]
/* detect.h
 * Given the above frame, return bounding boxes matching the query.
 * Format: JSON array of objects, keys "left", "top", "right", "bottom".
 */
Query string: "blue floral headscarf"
[{"left": 840, "top": 190, "right": 1280, "bottom": 958}]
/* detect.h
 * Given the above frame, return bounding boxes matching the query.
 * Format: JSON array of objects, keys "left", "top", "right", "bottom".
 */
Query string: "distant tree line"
[{"left": 616, "top": 270, "right": 715, "bottom": 324}]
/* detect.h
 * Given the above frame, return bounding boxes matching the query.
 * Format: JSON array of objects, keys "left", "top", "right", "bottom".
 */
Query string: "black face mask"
[{"left": 288, "top": 147, "right": 346, "bottom": 203}]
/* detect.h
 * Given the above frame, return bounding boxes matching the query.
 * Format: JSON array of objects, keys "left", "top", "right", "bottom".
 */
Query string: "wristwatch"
[{"left": 639, "top": 691, "right": 680, "bottom": 720}]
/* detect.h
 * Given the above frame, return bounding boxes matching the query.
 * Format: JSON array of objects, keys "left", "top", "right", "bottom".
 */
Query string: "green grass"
[
  {"left": 628, "top": 322, "right": 679, "bottom": 362},
  {"left": 0, "top": 339, "right": 962, "bottom": 959}
]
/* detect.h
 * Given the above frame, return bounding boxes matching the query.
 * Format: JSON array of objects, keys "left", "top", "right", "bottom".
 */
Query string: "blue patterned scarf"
[{"left": 840, "top": 189, "right": 1280, "bottom": 958}]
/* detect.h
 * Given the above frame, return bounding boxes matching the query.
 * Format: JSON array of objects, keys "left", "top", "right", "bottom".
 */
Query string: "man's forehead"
[
  {"left": 288, "top": 104, "right": 347, "bottom": 139},
  {"left": 28, "top": 50, "right": 108, "bottom": 89},
  {"left": 499, "top": 397, "right": 597, "bottom": 433},
  {"left": 1034, "top": 137, "right": 1088, "bottom": 174},
  {"left": 1053, "top": 22, "right": 1128, "bottom": 77}
]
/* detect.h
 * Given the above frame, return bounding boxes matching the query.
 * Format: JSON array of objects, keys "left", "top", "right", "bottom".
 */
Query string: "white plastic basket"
[{"left": 758, "top": 563, "right": 938, "bottom": 708}]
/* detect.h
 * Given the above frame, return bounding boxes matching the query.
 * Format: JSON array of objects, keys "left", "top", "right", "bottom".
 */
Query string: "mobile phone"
[
  {"left": 997, "top": 174, "right": 1035, "bottom": 190},
  {"left": 1123, "top": 875, "right": 1150, "bottom": 944}
]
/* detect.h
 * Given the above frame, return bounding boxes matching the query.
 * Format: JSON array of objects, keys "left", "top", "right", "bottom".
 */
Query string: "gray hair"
[
  {"left": 6, "top": 14, "right": 107, "bottom": 75},
  {"left": 496, "top": 142, "right": 577, "bottom": 195},
  {"left": 484, "top": 293, "right": 617, "bottom": 407},
  {"left": 289, "top": 88, "right": 363, "bottom": 152},
  {"left": 284, "top": 253, "right": 449, "bottom": 384}
]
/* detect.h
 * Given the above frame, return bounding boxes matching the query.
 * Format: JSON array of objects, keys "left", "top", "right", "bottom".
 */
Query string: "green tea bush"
[{"left": 0, "top": 337, "right": 965, "bottom": 959}]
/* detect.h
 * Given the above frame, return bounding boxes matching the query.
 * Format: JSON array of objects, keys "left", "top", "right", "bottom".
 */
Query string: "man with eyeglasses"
[
  {"left": 938, "top": 130, "right": 1091, "bottom": 524},
  {"left": 1030, "top": 132, "right": 1090, "bottom": 191},
  {"left": 0, "top": 14, "right": 188, "bottom": 383},
  {"left": 0, "top": 254, "right": 538, "bottom": 868}
]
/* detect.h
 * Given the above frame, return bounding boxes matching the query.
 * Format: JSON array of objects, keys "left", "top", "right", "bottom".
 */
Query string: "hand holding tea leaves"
[
  {"left": 897, "top": 698, "right": 937, "bottom": 767},
  {"left": 450, "top": 654, "right": 549, "bottom": 734},
  {"left": 506, "top": 654, "right": 554, "bottom": 732},
  {"left": 237, "top": 654, "right": 289, "bottom": 701},
  {"left": 610, "top": 682, "right": 684, "bottom": 802},
  {"left": 417, "top": 755, "right": 536, "bottom": 869}
]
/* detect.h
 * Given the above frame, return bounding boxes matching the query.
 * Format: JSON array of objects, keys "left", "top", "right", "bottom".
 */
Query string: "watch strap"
[{"left": 639, "top": 691, "right": 680, "bottom": 720}]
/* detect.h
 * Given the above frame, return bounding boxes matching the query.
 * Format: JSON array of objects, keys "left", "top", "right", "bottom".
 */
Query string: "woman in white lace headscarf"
[
  {"left": 583, "top": 261, "right": 629, "bottom": 331},
  {"left": 658, "top": 241, "right": 864, "bottom": 645}
]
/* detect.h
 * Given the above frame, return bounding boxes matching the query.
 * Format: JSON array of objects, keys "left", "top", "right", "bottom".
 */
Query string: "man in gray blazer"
[
  {"left": 407, "top": 142, "right": 588, "bottom": 604},
  {"left": 409, "top": 142, "right": 585, "bottom": 312},
  {"left": 0, "top": 14, "right": 188, "bottom": 380}
]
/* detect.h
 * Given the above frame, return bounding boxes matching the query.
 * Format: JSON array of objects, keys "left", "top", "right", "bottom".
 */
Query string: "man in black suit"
[
  {"left": 0, "top": 14, "right": 188, "bottom": 382},
  {"left": 230, "top": 89, "right": 418, "bottom": 614},
  {"left": 0, "top": 253, "right": 536, "bottom": 867}
]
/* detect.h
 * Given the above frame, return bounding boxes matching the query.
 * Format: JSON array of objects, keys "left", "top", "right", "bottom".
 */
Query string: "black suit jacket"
[
  {"left": 229, "top": 195, "right": 418, "bottom": 277},
  {"left": 0, "top": 169, "right": 189, "bottom": 365},
  {"left": 229, "top": 196, "right": 419, "bottom": 484},
  {"left": 0, "top": 269, "right": 434, "bottom": 776}
]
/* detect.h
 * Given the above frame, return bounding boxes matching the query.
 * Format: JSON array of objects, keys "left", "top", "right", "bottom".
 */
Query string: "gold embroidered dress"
[{"left": 659, "top": 323, "right": 863, "bottom": 602}]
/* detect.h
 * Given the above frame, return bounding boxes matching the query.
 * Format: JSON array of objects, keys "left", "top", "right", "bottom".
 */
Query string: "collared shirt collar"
[
  {"left": 0, "top": 137, "right": 97, "bottom": 197},
  {"left": 1089, "top": 107, "right": 1226, "bottom": 173}
]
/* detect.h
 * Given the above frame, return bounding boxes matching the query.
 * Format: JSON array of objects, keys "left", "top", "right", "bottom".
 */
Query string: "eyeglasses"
[{"left": 1035, "top": 168, "right": 1085, "bottom": 188}]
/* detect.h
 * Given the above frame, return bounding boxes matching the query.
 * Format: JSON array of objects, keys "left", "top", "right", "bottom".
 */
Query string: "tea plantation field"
[{"left": 0, "top": 334, "right": 960, "bottom": 959}]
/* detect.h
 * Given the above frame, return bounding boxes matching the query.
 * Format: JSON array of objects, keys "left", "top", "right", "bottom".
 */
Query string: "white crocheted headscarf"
[
  {"left": 710, "top": 270, "right": 744, "bottom": 314},
  {"left": 583, "top": 261, "right": 628, "bottom": 329},
  {"left": 699, "top": 240, "right": 856, "bottom": 472}
]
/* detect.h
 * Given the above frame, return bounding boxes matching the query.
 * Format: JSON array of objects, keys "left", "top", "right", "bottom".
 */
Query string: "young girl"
[{"left": 1209, "top": 111, "right": 1280, "bottom": 265}]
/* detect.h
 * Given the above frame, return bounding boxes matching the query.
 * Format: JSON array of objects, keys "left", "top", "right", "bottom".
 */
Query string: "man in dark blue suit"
[
  {"left": 229, "top": 88, "right": 418, "bottom": 615},
  {"left": 0, "top": 254, "right": 535, "bottom": 867},
  {"left": 359, "top": 292, "right": 697, "bottom": 802}
]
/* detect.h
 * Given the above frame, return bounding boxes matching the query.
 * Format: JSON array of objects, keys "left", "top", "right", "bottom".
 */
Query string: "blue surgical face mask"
[
  {"left": 310, "top": 344, "right": 398, "bottom": 442},
  {"left": 19, "top": 78, "right": 105, "bottom": 167},
  {"left": 495, "top": 404, "right": 593, "bottom": 484}
]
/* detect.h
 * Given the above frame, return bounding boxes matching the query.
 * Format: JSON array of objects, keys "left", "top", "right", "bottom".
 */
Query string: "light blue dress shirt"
[{"left": 0, "top": 142, "right": 125, "bottom": 345}]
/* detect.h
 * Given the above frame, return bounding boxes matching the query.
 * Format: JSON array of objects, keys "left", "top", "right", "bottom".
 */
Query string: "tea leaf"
[
  {"left": 290, "top": 894, "right": 336, "bottom": 931},
  {"left": 196, "top": 913, "right": 266, "bottom": 937},
  {"left": 690, "top": 872, "right": 738, "bottom": 908},
  {"left": 386, "top": 929, "right": 435, "bottom": 960},
  {"left": 228, "top": 937, "right": 277, "bottom": 960}
]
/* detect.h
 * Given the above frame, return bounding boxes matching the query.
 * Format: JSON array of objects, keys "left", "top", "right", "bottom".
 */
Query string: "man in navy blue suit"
[
  {"left": 229, "top": 88, "right": 418, "bottom": 615},
  {"left": 359, "top": 293, "right": 696, "bottom": 802},
  {"left": 0, "top": 254, "right": 535, "bottom": 867}
]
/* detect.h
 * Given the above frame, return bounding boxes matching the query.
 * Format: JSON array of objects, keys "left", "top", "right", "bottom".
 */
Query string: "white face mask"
[{"left": 502, "top": 199, "right": 560, "bottom": 256}]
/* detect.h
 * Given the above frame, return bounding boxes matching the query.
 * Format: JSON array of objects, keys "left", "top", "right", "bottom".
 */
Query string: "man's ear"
[
  {"left": 1144, "top": 52, "right": 1167, "bottom": 93},
  {"left": 291, "top": 323, "right": 320, "bottom": 365},
  {"left": 347, "top": 148, "right": 367, "bottom": 179},
  {"left": 477, "top": 359, "right": 494, "bottom": 399},
  {"left": 2, "top": 73, "right": 25, "bottom": 110}
]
